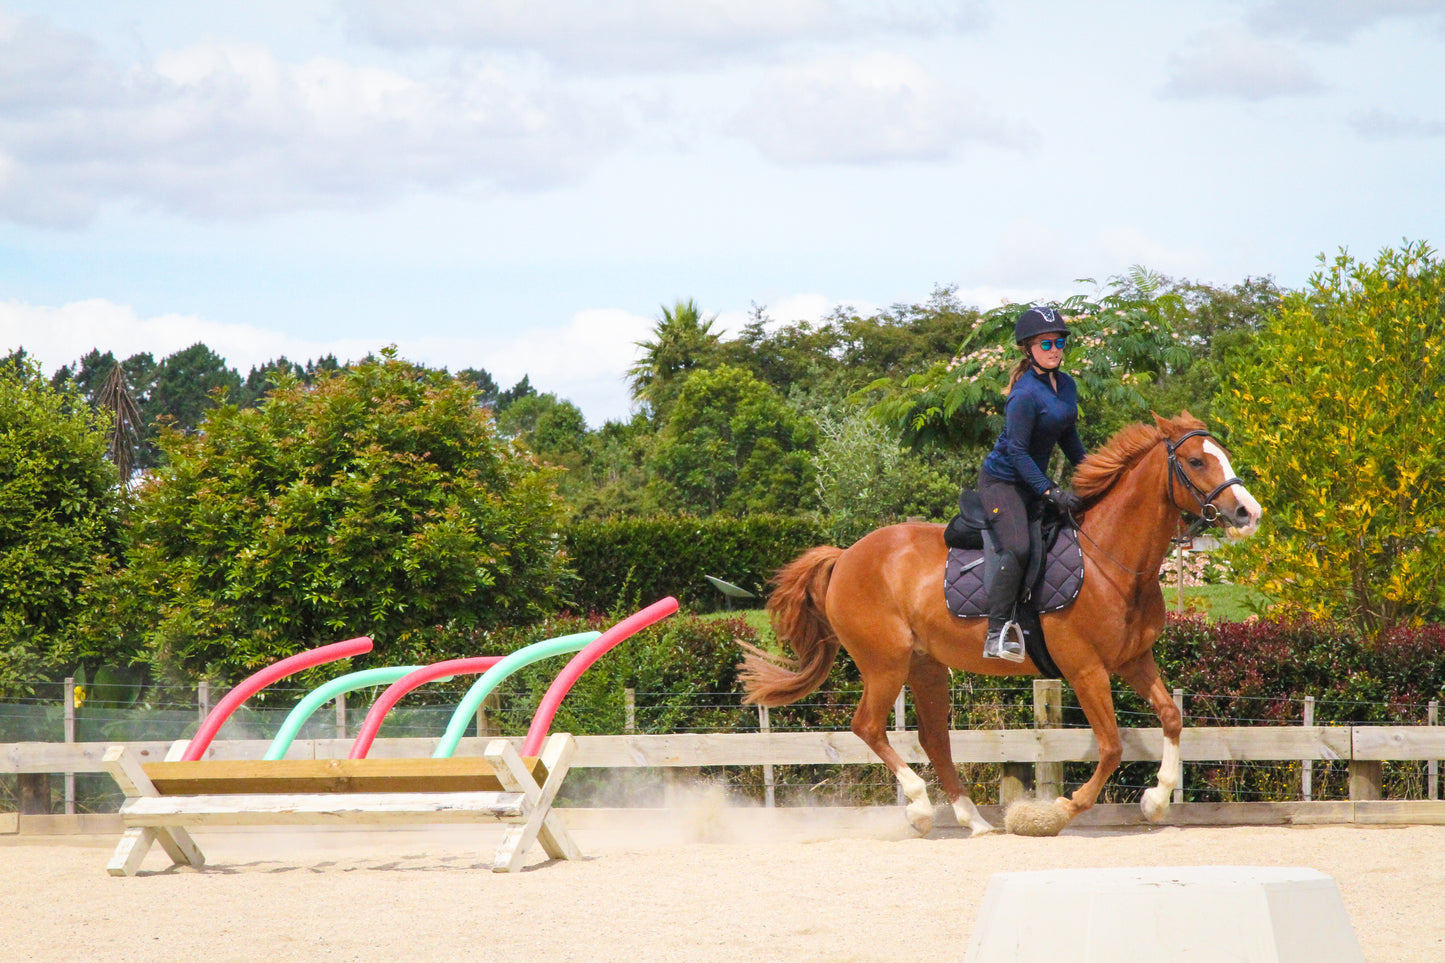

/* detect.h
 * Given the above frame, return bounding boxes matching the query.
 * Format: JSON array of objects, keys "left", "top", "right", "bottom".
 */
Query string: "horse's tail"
[{"left": 739, "top": 545, "right": 843, "bottom": 707}]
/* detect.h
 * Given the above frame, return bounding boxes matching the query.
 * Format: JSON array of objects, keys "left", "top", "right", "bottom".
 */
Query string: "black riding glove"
[{"left": 1043, "top": 487, "right": 1084, "bottom": 516}]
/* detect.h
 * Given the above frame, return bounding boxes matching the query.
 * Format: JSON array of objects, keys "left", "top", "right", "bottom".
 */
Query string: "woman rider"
[{"left": 979, "top": 306, "right": 1086, "bottom": 661}]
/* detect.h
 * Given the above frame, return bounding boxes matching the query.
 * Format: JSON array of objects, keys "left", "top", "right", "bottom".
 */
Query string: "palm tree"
[
  {"left": 98, "top": 363, "right": 143, "bottom": 492},
  {"left": 627, "top": 298, "right": 722, "bottom": 416}
]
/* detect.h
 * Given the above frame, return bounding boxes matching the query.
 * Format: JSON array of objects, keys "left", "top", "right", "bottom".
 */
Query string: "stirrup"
[{"left": 983, "top": 620, "right": 1027, "bottom": 663}]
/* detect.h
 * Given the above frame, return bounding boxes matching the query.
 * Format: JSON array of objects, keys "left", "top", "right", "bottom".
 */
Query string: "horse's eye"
[{"left": 1189, "top": 458, "right": 1204, "bottom": 469}]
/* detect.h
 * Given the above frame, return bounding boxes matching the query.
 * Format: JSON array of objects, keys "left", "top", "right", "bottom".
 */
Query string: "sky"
[{"left": 1, "top": 1, "right": 1442, "bottom": 426}]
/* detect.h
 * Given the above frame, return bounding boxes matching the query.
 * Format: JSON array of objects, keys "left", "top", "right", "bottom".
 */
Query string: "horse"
[{"left": 740, "top": 412, "right": 1263, "bottom": 836}]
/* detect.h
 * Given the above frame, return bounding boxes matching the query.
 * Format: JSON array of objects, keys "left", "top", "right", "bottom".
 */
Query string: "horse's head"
[{"left": 1154, "top": 412, "right": 1263, "bottom": 536}]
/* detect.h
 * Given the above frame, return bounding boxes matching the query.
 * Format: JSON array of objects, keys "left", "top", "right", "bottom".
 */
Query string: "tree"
[
  {"left": 862, "top": 269, "right": 1194, "bottom": 452},
  {"left": 72, "top": 349, "right": 570, "bottom": 685},
  {"left": 97, "top": 363, "right": 144, "bottom": 490},
  {"left": 146, "top": 342, "right": 241, "bottom": 432},
  {"left": 647, "top": 364, "right": 816, "bottom": 515},
  {"left": 498, "top": 393, "right": 590, "bottom": 470},
  {"left": 237, "top": 356, "right": 306, "bottom": 409},
  {"left": 1217, "top": 242, "right": 1445, "bottom": 634},
  {"left": 628, "top": 299, "right": 723, "bottom": 419},
  {"left": 810, "top": 401, "right": 961, "bottom": 545},
  {"left": 0, "top": 360, "right": 121, "bottom": 693}
]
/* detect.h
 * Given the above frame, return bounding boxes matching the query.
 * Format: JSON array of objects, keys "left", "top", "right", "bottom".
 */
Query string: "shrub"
[
  {"left": 564, "top": 514, "right": 829, "bottom": 612},
  {"left": 68, "top": 350, "right": 569, "bottom": 688},
  {"left": 1217, "top": 242, "right": 1445, "bottom": 634},
  {"left": 0, "top": 360, "right": 122, "bottom": 694}
]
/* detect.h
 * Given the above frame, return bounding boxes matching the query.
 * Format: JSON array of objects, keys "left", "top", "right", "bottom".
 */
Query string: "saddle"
[{"left": 941, "top": 490, "right": 1084, "bottom": 678}]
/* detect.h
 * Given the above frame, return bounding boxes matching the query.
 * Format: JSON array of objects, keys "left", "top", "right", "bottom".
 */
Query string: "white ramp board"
[{"left": 964, "top": 866, "right": 1364, "bottom": 963}]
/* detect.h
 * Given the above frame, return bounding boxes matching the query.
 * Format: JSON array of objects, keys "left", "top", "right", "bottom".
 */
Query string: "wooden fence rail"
[{"left": 6, "top": 721, "right": 1444, "bottom": 834}]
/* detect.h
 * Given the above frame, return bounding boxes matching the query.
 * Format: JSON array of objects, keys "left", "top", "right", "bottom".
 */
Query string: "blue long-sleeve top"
[{"left": 981, "top": 367, "right": 1086, "bottom": 496}]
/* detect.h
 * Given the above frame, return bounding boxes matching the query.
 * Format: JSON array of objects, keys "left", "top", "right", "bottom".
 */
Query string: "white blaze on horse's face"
[{"left": 1201, "top": 439, "right": 1263, "bottom": 536}]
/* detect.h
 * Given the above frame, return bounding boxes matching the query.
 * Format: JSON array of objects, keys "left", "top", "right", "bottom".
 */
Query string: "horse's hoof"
[
  {"left": 1140, "top": 786, "right": 1171, "bottom": 822},
  {"left": 905, "top": 801, "right": 934, "bottom": 836},
  {"left": 1004, "top": 799, "right": 1070, "bottom": 837},
  {"left": 951, "top": 798, "right": 998, "bottom": 836}
]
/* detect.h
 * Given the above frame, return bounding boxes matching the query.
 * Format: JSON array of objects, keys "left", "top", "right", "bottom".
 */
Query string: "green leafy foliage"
[
  {"left": 862, "top": 269, "right": 1194, "bottom": 451},
  {"left": 1154, "top": 616, "right": 1445, "bottom": 723},
  {"left": 0, "top": 360, "right": 121, "bottom": 694},
  {"left": 809, "top": 400, "right": 962, "bottom": 545},
  {"left": 647, "top": 364, "right": 817, "bottom": 516},
  {"left": 70, "top": 349, "right": 570, "bottom": 686},
  {"left": 564, "top": 514, "right": 829, "bottom": 612},
  {"left": 1217, "top": 242, "right": 1445, "bottom": 634}
]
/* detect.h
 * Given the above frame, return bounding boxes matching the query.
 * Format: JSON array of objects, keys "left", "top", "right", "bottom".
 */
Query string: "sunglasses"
[{"left": 1034, "top": 336, "right": 1068, "bottom": 351}]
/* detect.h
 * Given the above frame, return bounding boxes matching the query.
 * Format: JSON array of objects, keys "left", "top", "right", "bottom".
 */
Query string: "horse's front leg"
[
  {"left": 1055, "top": 662, "right": 1123, "bottom": 820},
  {"left": 909, "top": 653, "right": 996, "bottom": 836},
  {"left": 1118, "top": 653, "right": 1184, "bottom": 822},
  {"left": 850, "top": 669, "right": 936, "bottom": 835}
]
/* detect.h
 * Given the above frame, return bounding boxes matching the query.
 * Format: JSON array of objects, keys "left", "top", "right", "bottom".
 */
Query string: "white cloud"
[
  {"left": 1, "top": 295, "right": 652, "bottom": 427},
  {"left": 734, "top": 51, "right": 1023, "bottom": 165},
  {"left": 1162, "top": 28, "right": 1326, "bottom": 101},
  {"left": 1348, "top": 107, "right": 1445, "bottom": 139},
  {"left": 343, "top": 0, "right": 989, "bottom": 72},
  {"left": 1, "top": 297, "right": 378, "bottom": 373},
  {"left": 0, "top": 15, "right": 621, "bottom": 226},
  {"left": 1246, "top": 0, "right": 1445, "bottom": 42}
]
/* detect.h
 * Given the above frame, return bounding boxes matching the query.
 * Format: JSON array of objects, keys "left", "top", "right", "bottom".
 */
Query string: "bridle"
[
  {"left": 1075, "top": 428, "right": 1245, "bottom": 575},
  {"left": 1165, "top": 429, "right": 1243, "bottom": 540}
]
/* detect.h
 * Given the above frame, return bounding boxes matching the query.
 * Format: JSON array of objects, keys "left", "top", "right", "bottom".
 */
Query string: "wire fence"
[{"left": 2, "top": 681, "right": 1440, "bottom": 813}]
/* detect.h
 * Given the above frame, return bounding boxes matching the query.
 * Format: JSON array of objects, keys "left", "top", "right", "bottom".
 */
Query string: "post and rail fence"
[{"left": 4, "top": 679, "right": 1442, "bottom": 834}]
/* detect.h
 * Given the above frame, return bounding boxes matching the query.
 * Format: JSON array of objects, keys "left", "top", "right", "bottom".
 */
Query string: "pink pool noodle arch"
[
  {"left": 181, "top": 636, "right": 374, "bottom": 762},
  {"left": 348, "top": 656, "right": 504, "bottom": 759},
  {"left": 521, "top": 596, "right": 679, "bottom": 757}
]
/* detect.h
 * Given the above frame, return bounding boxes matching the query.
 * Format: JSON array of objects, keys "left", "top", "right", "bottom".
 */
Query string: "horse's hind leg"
[
  {"left": 1117, "top": 653, "right": 1183, "bottom": 822},
  {"left": 909, "top": 653, "right": 996, "bottom": 836},
  {"left": 849, "top": 653, "right": 936, "bottom": 835}
]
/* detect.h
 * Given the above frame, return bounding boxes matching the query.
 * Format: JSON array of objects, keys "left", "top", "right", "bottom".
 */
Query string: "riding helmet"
[{"left": 1014, "top": 306, "right": 1068, "bottom": 344}]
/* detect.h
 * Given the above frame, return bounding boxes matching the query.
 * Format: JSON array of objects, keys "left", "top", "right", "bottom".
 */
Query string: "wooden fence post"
[
  {"left": 1172, "top": 688, "right": 1185, "bottom": 804},
  {"left": 334, "top": 692, "right": 347, "bottom": 741},
  {"left": 63, "top": 677, "right": 76, "bottom": 816},
  {"left": 624, "top": 687, "right": 636, "bottom": 734},
  {"left": 17, "top": 773, "right": 50, "bottom": 815},
  {"left": 758, "top": 704, "right": 775, "bottom": 808},
  {"left": 197, "top": 680, "right": 210, "bottom": 723},
  {"left": 1301, "top": 695, "right": 1315, "bottom": 802},
  {"left": 1033, "top": 679, "right": 1062, "bottom": 801},
  {"left": 894, "top": 690, "right": 907, "bottom": 807},
  {"left": 475, "top": 693, "right": 501, "bottom": 737},
  {"left": 1429, "top": 700, "right": 1439, "bottom": 801}
]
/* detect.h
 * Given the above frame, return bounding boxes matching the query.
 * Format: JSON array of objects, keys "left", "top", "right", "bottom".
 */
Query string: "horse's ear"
[{"left": 1151, "top": 411, "right": 1173, "bottom": 435}]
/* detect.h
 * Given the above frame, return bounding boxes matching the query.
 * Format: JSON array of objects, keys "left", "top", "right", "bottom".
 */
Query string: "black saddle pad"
[{"left": 943, "top": 525, "right": 1084, "bottom": 618}]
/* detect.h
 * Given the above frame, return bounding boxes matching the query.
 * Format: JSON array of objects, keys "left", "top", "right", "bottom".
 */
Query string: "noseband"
[{"left": 1165, "top": 429, "right": 1243, "bottom": 534}]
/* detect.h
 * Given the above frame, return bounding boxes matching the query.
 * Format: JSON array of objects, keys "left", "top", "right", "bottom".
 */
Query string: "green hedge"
[{"left": 562, "top": 514, "right": 829, "bottom": 613}]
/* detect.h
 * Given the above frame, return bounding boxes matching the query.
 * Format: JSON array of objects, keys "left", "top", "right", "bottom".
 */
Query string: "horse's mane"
[{"left": 1072, "top": 412, "right": 1207, "bottom": 500}]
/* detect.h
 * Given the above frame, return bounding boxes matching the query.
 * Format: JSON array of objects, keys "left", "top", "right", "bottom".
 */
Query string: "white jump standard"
[{"left": 102, "top": 732, "right": 580, "bottom": 875}]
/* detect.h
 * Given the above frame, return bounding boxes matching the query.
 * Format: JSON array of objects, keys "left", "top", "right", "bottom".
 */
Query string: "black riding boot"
[{"left": 983, "top": 553, "right": 1027, "bottom": 662}]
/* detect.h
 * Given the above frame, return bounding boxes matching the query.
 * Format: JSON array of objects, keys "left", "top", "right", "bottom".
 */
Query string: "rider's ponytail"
[{"left": 1005, "top": 349, "right": 1032, "bottom": 391}]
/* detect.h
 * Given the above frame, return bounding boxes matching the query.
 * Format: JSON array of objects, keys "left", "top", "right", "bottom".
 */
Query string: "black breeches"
[{"left": 979, "top": 469, "right": 1036, "bottom": 567}]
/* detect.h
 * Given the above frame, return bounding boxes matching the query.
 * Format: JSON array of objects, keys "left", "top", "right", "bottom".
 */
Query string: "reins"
[{"left": 1073, "top": 428, "right": 1243, "bottom": 577}]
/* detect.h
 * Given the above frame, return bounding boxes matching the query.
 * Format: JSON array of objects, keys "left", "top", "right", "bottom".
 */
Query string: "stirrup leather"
[{"left": 983, "top": 620, "right": 1027, "bottom": 663}]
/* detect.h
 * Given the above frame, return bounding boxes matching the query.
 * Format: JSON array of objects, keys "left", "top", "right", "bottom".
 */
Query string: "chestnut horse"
[{"left": 741, "top": 412, "right": 1263, "bottom": 836}]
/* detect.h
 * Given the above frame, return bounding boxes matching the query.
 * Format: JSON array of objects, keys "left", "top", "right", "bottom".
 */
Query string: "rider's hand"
[{"left": 1044, "top": 487, "right": 1084, "bottom": 515}]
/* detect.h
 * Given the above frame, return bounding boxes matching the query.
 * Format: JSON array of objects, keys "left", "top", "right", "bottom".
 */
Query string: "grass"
[
  {"left": 702, "top": 582, "right": 1270, "bottom": 635},
  {"left": 1168, "top": 582, "right": 1271, "bottom": 622}
]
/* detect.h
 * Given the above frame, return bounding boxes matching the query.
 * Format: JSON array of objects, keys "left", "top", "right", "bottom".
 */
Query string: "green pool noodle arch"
[
  {"left": 263, "top": 666, "right": 421, "bottom": 760},
  {"left": 431, "top": 630, "right": 601, "bottom": 759}
]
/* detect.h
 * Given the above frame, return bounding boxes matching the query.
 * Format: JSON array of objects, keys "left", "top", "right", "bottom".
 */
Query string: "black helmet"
[{"left": 1014, "top": 306, "right": 1068, "bottom": 344}]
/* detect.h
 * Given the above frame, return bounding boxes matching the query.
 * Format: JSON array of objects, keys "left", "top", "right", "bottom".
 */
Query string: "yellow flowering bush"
[{"left": 1218, "top": 242, "right": 1445, "bottom": 635}]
